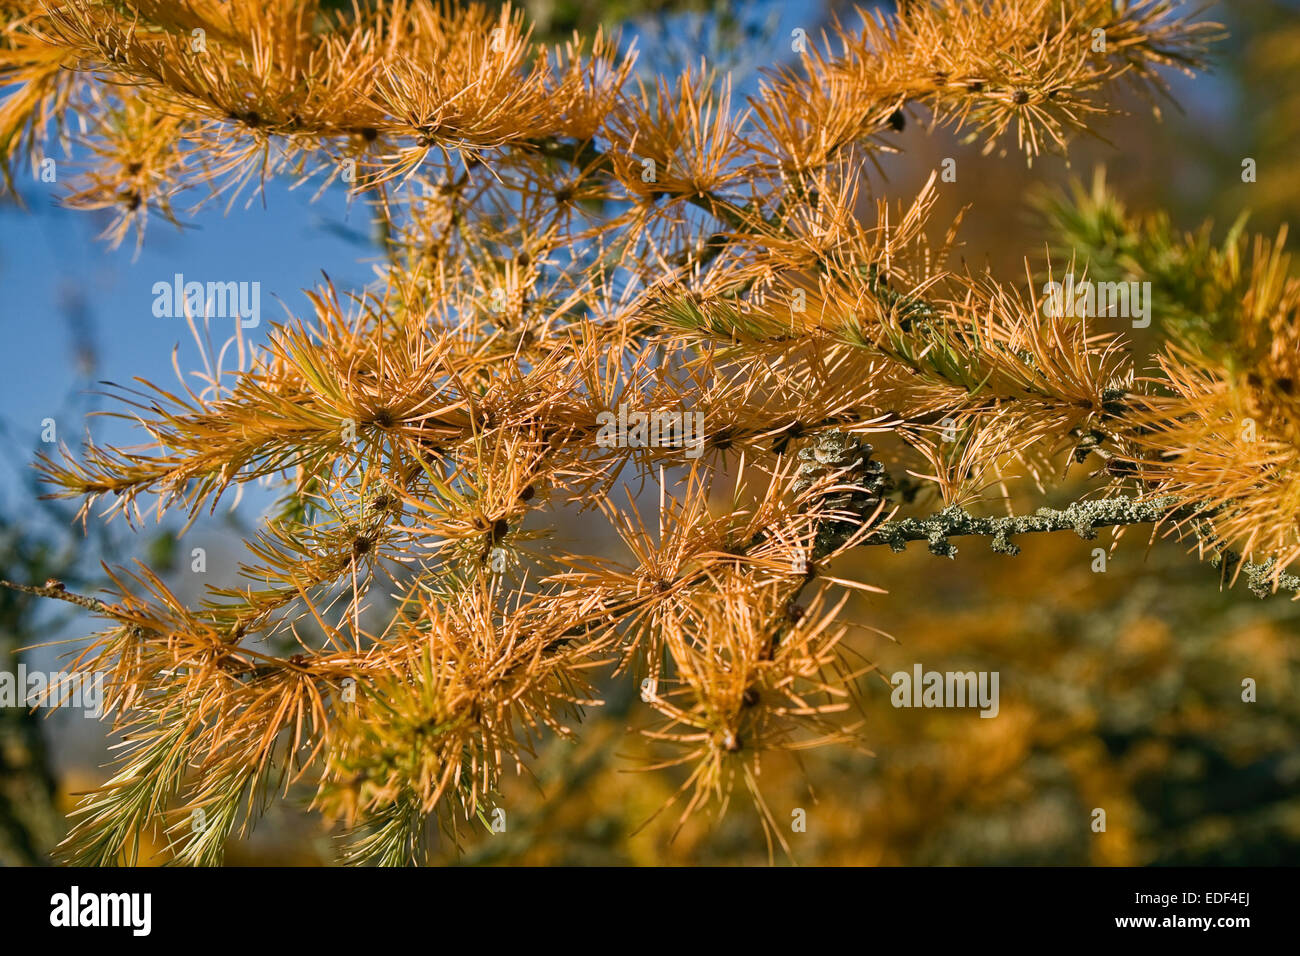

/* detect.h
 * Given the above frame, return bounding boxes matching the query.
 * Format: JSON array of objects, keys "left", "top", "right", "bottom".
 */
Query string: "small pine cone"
[{"left": 793, "top": 432, "right": 892, "bottom": 514}]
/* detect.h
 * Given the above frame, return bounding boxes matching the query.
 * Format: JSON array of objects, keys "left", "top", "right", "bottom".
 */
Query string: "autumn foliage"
[{"left": 8, "top": 1, "right": 1295, "bottom": 865}]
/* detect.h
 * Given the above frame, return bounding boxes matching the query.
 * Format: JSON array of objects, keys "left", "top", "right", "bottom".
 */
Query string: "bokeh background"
[{"left": 1, "top": 0, "right": 1299, "bottom": 865}]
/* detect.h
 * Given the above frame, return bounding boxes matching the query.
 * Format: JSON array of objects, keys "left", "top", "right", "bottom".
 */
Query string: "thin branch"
[
  {"left": 856, "top": 495, "right": 1191, "bottom": 556},
  {"left": 0, "top": 578, "right": 108, "bottom": 613},
  {"left": 819, "top": 496, "right": 1300, "bottom": 598}
]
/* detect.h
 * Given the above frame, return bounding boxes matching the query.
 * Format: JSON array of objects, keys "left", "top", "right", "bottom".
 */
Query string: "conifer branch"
[{"left": 2, "top": 0, "right": 1261, "bottom": 865}]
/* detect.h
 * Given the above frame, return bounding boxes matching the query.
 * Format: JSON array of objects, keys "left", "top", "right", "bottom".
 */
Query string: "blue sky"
[{"left": 0, "top": 177, "right": 372, "bottom": 494}]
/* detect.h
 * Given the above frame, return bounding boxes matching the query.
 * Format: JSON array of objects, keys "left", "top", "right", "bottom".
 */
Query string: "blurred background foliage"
[
  {"left": 0, "top": 516, "right": 64, "bottom": 865},
  {"left": 3, "top": 0, "right": 1299, "bottom": 865}
]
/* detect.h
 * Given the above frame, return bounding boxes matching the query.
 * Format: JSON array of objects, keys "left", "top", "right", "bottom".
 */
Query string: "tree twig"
[
  {"left": 855, "top": 496, "right": 1191, "bottom": 557},
  {"left": 818, "top": 495, "right": 1300, "bottom": 598},
  {"left": 0, "top": 578, "right": 108, "bottom": 613}
]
